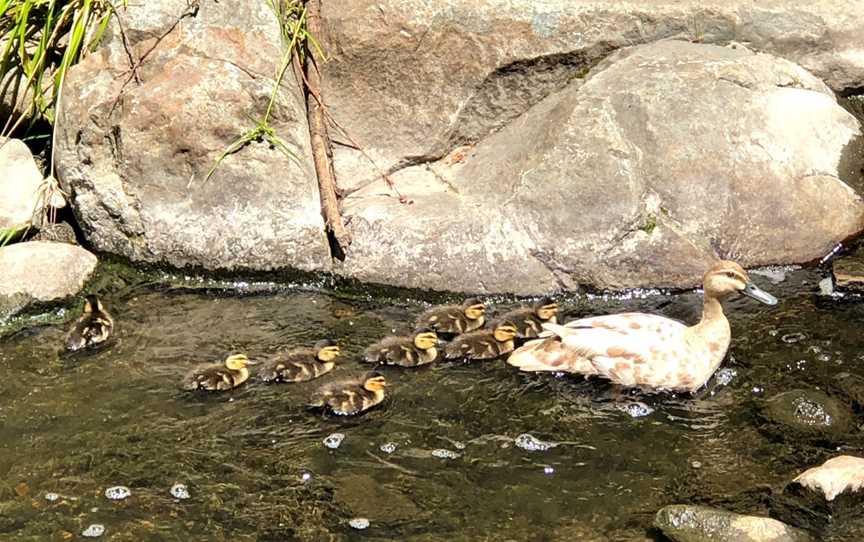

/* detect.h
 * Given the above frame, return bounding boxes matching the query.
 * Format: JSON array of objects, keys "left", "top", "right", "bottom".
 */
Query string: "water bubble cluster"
[
  {"left": 170, "top": 483, "right": 191, "bottom": 500},
  {"left": 792, "top": 397, "right": 833, "bottom": 427},
  {"left": 44, "top": 492, "right": 60, "bottom": 502},
  {"left": 431, "top": 448, "right": 461, "bottom": 459},
  {"left": 379, "top": 442, "right": 398, "bottom": 454},
  {"left": 617, "top": 402, "right": 654, "bottom": 418},
  {"left": 349, "top": 517, "right": 370, "bottom": 530},
  {"left": 781, "top": 332, "right": 806, "bottom": 344},
  {"left": 82, "top": 524, "right": 105, "bottom": 538},
  {"left": 514, "top": 433, "right": 556, "bottom": 452},
  {"left": 715, "top": 368, "right": 737, "bottom": 387},
  {"left": 104, "top": 486, "right": 131, "bottom": 500},
  {"left": 322, "top": 433, "right": 345, "bottom": 449}
]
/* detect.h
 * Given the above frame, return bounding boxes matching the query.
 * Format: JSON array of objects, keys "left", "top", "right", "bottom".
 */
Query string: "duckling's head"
[
  {"left": 412, "top": 328, "right": 439, "bottom": 350},
  {"left": 533, "top": 298, "right": 559, "bottom": 320},
  {"left": 703, "top": 261, "right": 777, "bottom": 305},
  {"left": 84, "top": 294, "right": 103, "bottom": 314},
  {"left": 362, "top": 372, "right": 387, "bottom": 392},
  {"left": 224, "top": 353, "right": 250, "bottom": 370},
  {"left": 314, "top": 339, "right": 341, "bottom": 362},
  {"left": 493, "top": 320, "right": 519, "bottom": 342},
  {"left": 461, "top": 298, "right": 486, "bottom": 320}
]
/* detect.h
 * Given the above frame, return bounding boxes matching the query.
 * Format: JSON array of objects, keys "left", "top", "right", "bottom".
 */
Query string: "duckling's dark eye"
[{"left": 725, "top": 272, "right": 736, "bottom": 279}]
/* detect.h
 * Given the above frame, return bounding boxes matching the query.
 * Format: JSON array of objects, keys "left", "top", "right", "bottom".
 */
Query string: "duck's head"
[
  {"left": 703, "top": 261, "right": 777, "bottom": 305},
  {"left": 362, "top": 372, "right": 387, "bottom": 392},
  {"left": 533, "top": 298, "right": 559, "bottom": 320},
  {"left": 314, "top": 339, "right": 341, "bottom": 362},
  {"left": 224, "top": 353, "right": 251, "bottom": 370},
  {"left": 493, "top": 320, "right": 519, "bottom": 342},
  {"left": 412, "top": 328, "right": 439, "bottom": 351},
  {"left": 461, "top": 298, "right": 486, "bottom": 321}
]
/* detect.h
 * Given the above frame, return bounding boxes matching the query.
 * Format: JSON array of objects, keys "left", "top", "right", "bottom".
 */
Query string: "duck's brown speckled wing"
[
  {"left": 309, "top": 381, "right": 364, "bottom": 415},
  {"left": 509, "top": 313, "right": 694, "bottom": 389}
]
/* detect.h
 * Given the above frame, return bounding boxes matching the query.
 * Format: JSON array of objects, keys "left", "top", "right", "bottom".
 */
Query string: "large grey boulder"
[
  {"left": 0, "top": 241, "right": 98, "bottom": 320},
  {"left": 655, "top": 505, "right": 812, "bottom": 542},
  {"left": 335, "top": 40, "right": 864, "bottom": 293},
  {"left": 0, "top": 138, "right": 42, "bottom": 229},
  {"left": 55, "top": 0, "right": 330, "bottom": 272},
  {"left": 321, "top": 0, "right": 864, "bottom": 186}
]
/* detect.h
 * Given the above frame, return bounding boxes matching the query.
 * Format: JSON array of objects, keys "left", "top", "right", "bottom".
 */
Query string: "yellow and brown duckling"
[
  {"left": 444, "top": 320, "right": 519, "bottom": 361},
  {"left": 308, "top": 371, "right": 387, "bottom": 416},
  {"left": 498, "top": 298, "right": 559, "bottom": 339},
  {"left": 65, "top": 294, "right": 114, "bottom": 351},
  {"left": 416, "top": 298, "right": 486, "bottom": 335},
  {"left": 363, "top": 328, "right": 439, "bottom": 367},
  {"left": 259, "top": 340, "right": 341, "bottom": 383},
  {"left": 182, "top": 353, "right": 252, "bottom": 391}
]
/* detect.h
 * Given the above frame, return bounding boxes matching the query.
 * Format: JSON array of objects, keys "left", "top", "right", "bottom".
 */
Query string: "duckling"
[
  {"left": 363, "top": 328, "right": 439, "bottom": 367},
  {"left": 65, "top": 294, "right": 114, "bottom": 351},
  {"left": 444, "top": 320, "right": 519, "bottom": 361},
  {"left": 416, "top": 298, "right": 486, "bottom": 335},
  {"left": 182, "top": 354, "right": 252, "bottom": 391},
  {"left": 507, "top": 260, "right": 778, "bottom": 393},
  {"left": 259, "top": 340, "right": 341, "bottom": 383},
  {"left": 308, "top": 372, "right": 387, "bottom": 416},
  {"left": 498, "top": 298, "right": 559, "bottom": 339}
]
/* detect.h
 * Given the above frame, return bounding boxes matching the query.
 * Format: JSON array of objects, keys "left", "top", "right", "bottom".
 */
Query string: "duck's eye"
[{"left": 725, "top": 272, "right": 736, "bottom": 279}]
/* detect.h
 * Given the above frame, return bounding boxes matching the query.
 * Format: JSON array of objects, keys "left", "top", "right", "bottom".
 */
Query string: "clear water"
[{"left": 1, "top": 265, "right": 863, "bottom": 541}]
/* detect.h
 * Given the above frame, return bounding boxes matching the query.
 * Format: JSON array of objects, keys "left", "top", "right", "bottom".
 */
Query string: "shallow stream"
[{"left": 1, "top": 263, "right": 863, "bottom": 541}]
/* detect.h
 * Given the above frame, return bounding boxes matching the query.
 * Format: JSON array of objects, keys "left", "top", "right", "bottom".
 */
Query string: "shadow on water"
[{"left": 1, "top": 264, "right": 864, "bottom": 540}]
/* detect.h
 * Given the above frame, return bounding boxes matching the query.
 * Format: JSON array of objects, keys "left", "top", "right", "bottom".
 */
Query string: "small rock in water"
[
  {"left": 818, "top": 277, "right": 835, "bottom": 296},
  {"left": 170, "top": 483, "right": 190, "bottom": 500},
  {"left": 104, "top": 486, "right": 131, "bottom": 500},
  {"left": 715, "top": 368, "right": 737, "bottom": 387},
  {"left": 514, "top": 433, "right": 556, "bottom": 452},
  {"left": 379, "top": 442, "right": 398, "bottom": 454},
  {"left": 348, "top": 517, "right": 370, "bottom": 530},
  {"left": 82, "top": 524, "right": 105, "bottom": 538},
  {"left": 44, "top": 492, "right": 61, "bottom": 502},
  {"left": 322, "top": 433, "right": 345, "bottom": 449},
  {"left": 617, "top": 402, "right": 654, "bottom": 418},
  {"left": 431, "top": 448, "right": 461, "bottom": 459}
]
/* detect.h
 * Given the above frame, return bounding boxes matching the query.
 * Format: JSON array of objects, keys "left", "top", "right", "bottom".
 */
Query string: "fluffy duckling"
[
  {"left": 308, "top": 372, "right": 387, "bottom": 416},
  {"left": 416, "top": 298, "right": 486, "bottom": 335},
  {"left": 498, "top": 298, "right": 559, "bottom": 339},
  {"left": 259, "top": 340, "right": 341, "bottom": 383},
  {"left": 444, "top": 320, "right": 519, "bottom": 361},
  {"left": 363, "top": 328, "right": 439, "bottom": 367},
  {"left": 182, "top": 354, "right": 252, "bottom": 391},
  {"left": 507, "top": 260, "right": 778, "bottom": 393},
  {"left": 65, "top": 294, "right": 114, "bottom": 351}
]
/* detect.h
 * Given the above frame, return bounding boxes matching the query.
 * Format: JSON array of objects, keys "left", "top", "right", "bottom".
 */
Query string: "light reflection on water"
[{"left": 0, "top": 266, "right": 863, "bottom": 540}]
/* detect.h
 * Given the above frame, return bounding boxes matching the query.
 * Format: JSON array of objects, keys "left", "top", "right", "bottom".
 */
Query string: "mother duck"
[{"left": 507, "top": 261, "right": 777, "bottom": 393}]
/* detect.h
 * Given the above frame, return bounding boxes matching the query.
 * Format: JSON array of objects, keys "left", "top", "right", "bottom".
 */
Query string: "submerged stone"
[
  {"left": 832, "top": 245, "right": 864, "bottom": 292},
  {"left": 762, "top": 389, "right": 853, "bottom": 438},
  {"left": 654, "top": 504, "right": 812, "bottom": 542}
]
